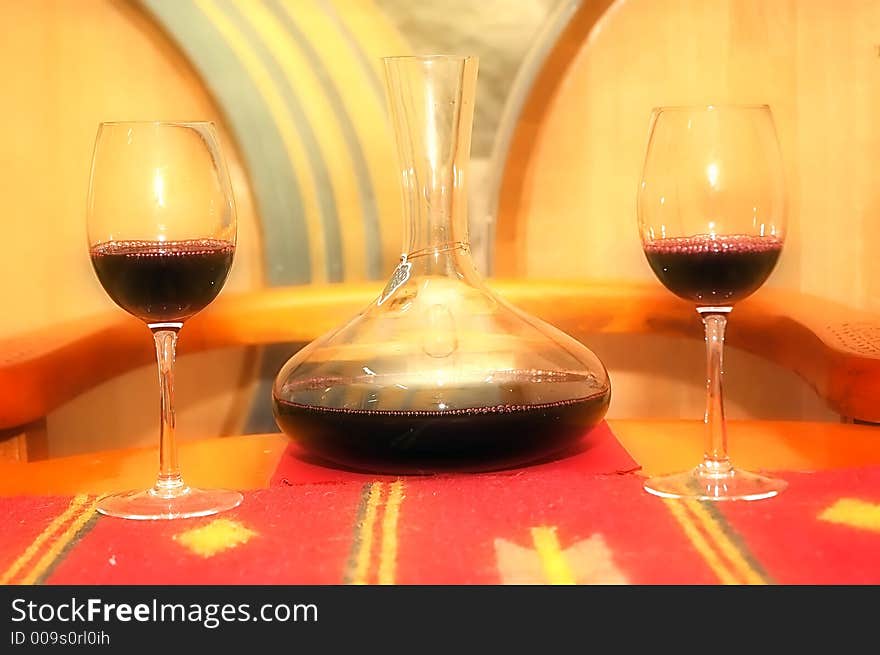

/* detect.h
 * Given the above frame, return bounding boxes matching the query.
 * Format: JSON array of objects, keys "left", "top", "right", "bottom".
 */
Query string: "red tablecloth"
[{"left": 2, "top": 424, "right": 879, "bottom": 585}]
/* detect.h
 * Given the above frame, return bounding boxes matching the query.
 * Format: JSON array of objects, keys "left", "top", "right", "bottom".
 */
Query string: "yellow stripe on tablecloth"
[
  {"left": 530, "top": 526, "right": 576, "bottom": 585},
  {"left": 664, "top": 499, "right": 739, "bottom": 585},
  {"left": 378, "top": 480, "right": 405, "bottom": 585},
  {"left": 819, "top": 498, "right": 880, "bottom": 533},
  {"left": 0, "top": 495, "right": 89, "bottom": 585},
  {"left": 683, "top": 499, "right": 767, "bottom": 585},
  {"left": 351, "top": 482, "right": 383, "bottom": 585},
  {"left": 19, "top": 497, "right": 100, "bottom": 585}
]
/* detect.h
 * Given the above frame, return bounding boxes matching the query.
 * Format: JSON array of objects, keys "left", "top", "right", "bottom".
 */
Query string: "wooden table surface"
[{"left": 1, "top": 419, "right": 878, "bottom": 496}]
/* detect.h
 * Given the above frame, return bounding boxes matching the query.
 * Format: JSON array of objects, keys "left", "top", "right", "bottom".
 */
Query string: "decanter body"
[{"left": 272, "top": 56, "right": 611, "bottom": 473}]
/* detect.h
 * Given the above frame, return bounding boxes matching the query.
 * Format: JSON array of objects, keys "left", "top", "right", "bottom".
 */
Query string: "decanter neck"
[
  {"left": 399, "top": 162, "right": 470, "bottom": 258},
  {"left": 384, "top": 56, "right": 477, "bottom": 264}
]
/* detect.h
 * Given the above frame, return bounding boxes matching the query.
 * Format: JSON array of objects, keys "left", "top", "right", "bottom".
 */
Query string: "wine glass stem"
[
  {"left": 698, "top": 309, "right": 732, "bottom": 475},
  {"left": 151, "top": 326, "right": 185, "bottom": 495}
]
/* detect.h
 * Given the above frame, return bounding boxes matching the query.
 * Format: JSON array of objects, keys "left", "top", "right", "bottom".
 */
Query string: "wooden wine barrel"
[
  {"left": 493, "top": 0, "right": 880, "bottom": 310},
  {"left": 0, "top": 0, "right": 409, "bottom": 456},
  {"left": 488, "top": 0, "right": 880, "bottom": 423}
]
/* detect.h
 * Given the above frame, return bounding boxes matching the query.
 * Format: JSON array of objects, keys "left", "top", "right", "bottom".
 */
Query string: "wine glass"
[
  {"left": 637, "top": 105, "right": 787, "bottom": 501},
  {"left": 87, "top": 121, "right": 242, "bottom": 519}
]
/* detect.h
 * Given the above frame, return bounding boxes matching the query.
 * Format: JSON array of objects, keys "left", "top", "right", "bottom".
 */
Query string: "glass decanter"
[{"left": 272, "top": 55, "right": 611, "bottom": 473}]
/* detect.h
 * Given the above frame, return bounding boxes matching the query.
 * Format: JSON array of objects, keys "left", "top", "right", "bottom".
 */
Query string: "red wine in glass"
[
  {"left": 643, "top": 234, "right": 782, "bottom": 305},
  {"left": 90, "top": 239, "right": 234, "bottom": 323}
]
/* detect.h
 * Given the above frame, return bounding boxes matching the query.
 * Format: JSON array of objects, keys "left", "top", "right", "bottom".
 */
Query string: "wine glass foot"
[
  {"left": 643, "top": 466, "right": 787, "bottom": 501},
  {"left": 96, "top": 486, "right": 243, "bottom": 520}
]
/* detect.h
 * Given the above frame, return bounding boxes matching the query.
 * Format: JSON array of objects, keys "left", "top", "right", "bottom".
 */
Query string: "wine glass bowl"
[
  {"left": 87, "top": 121, "right": 241, "bottom": 519},
  {"left": 637, "top": 105, "right": 787, "bottom": 501}
]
